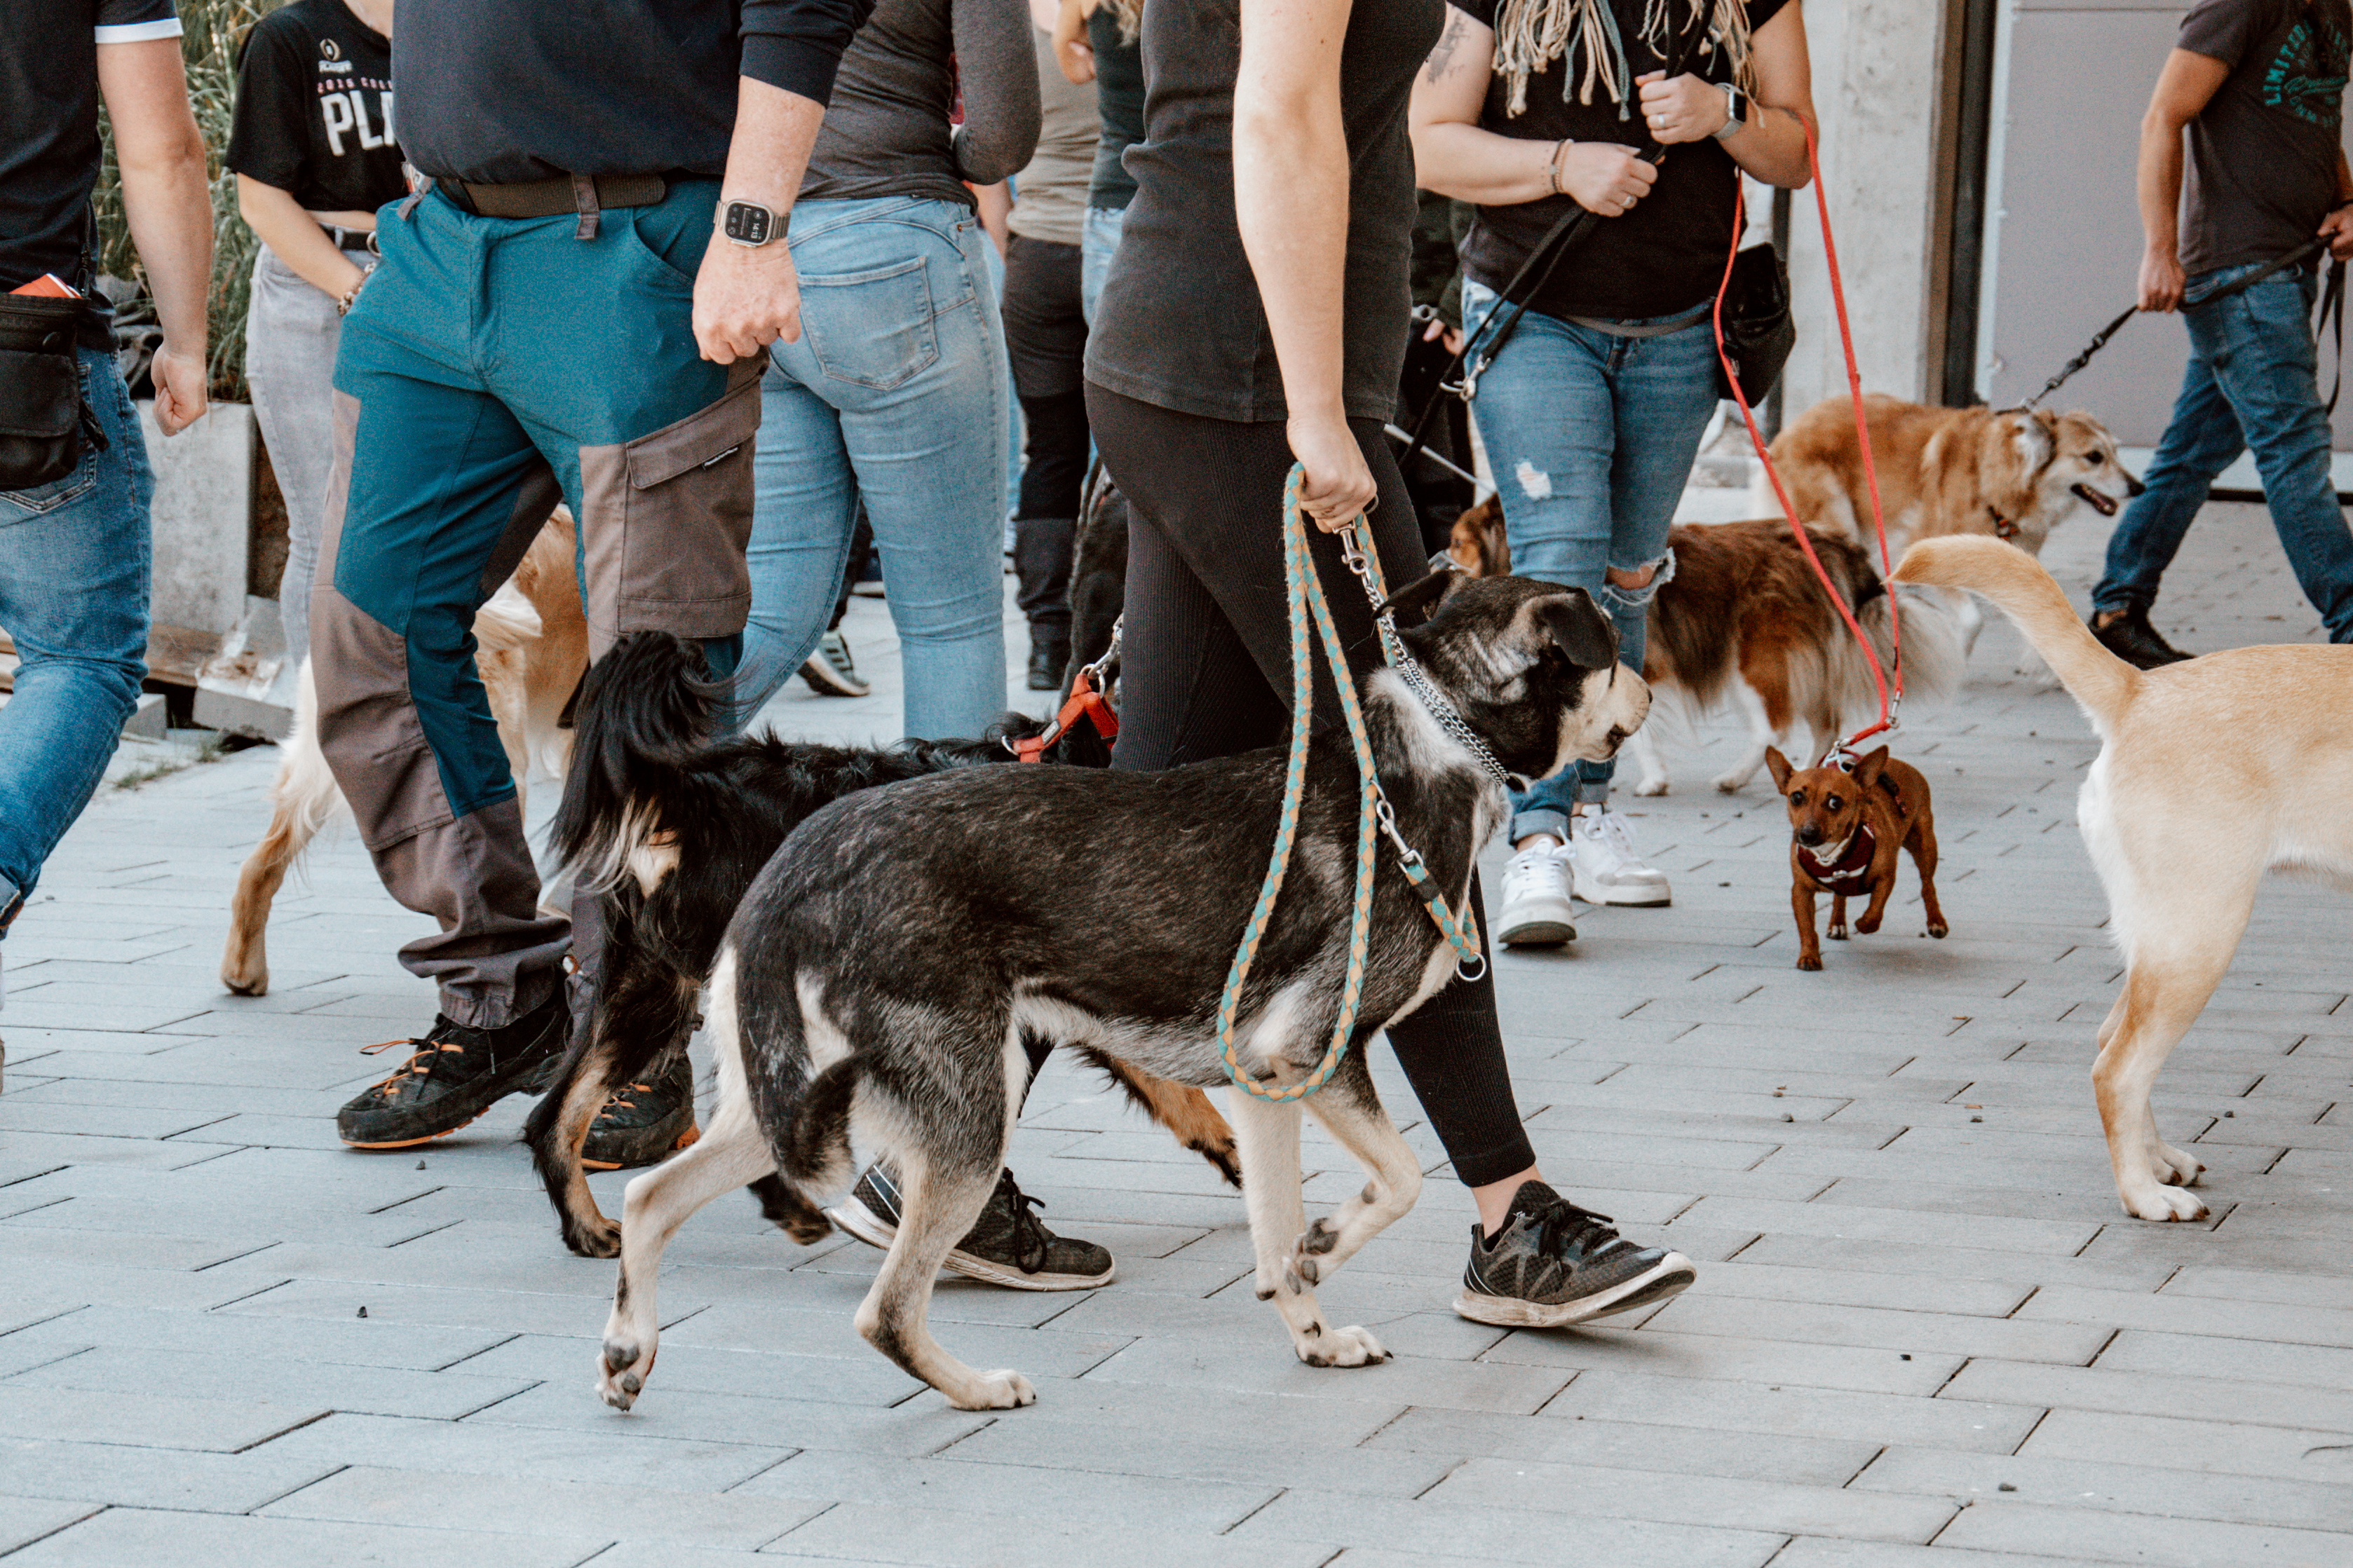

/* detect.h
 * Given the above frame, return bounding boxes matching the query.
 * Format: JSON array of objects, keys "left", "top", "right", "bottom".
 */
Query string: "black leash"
[{"left": 2023, "top": 237, "right": 2344, "bottom": 411}]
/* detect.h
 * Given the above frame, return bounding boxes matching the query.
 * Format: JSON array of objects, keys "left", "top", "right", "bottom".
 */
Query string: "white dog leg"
[
  {"left": 1627, "top": 726, "right": 1670, "bottom": 796},
  {"left": 1226, "top": 1087, "right": 1388, "bottom": 1368},
  {"left": 2093, "top": 931, "right": 2239, "bottom": 1222},
  {"left": 1293, "top": 1086, "right": 1424, "bottom": 1285},
  {"left": 1711, "top": 679, "right": 1776, "bottom": 793}
]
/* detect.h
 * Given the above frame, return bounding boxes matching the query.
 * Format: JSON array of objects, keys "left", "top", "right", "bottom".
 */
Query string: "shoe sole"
[
  {"left": 800, "top": 659, "right": 870, "bottom": 698},
  {"left": 581, "top": 1122, "right": 700, "bottom": 1173},
  {"left": 1451, "top": 1251, "right": 1697, "bottom": 1328},
  {"left": 342, "top": 1110, "right": 489, "bottom": 1151},
  {"left": 829, "top": 1194, "right": 1116, "bottom": 1292},
  {"left": 1571, "top": 877, "right": 1673, "bottom": 908},
  {"left": 1496, "top": 918, "right": 1576, "bottom": 946}
]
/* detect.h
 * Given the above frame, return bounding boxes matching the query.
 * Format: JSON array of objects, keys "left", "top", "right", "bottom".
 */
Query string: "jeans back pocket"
[{"left": 798, "top": 254, "right": 941, "bottom": 391}]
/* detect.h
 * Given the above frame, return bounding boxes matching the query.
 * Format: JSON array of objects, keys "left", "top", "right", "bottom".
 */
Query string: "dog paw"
[
  {"left": 1796, "top": 953, "right": 1823, "bottom": 972},
  {"left": 1632, "top": 777, "right": 1670, "bottom": 797},
  {"left": 1927, "top": 920, "right": 1948, "bottom": 939},
  {"left": 2121, "top": 1184, "right": 2209, "bottom": 1223},
  {"left": 220, "top": 966, "right": 269, "bottom": 997},
  {"left": 1298, "top": 1325, "right": 1389, "bottom": 1368},
  {"left": 2152, "top": 1142, "right": 2206, "bottom": 1186},
  {"left": 949, "top": 1369, "right": 1036, "bottom": 1410},
  {"left": 597, "top": 1335, "right": 652, "bottom": 1410},
  {"left": 1856, "top": 915, "right": 1883, "bottom": 936},
  {"left": 564, "top": 1214, "right": 623, "bottom": 1260},
  {"left": 1827, "top": 923, "right": 1848, "bottom": 941},
  {"left": 1195, "top": 1136, "right": 1245, "bottom": 1189},
  {"left": 1710, "top": 772, "right": 1749, "bottom": 794},
  {"left": 1288, "top": 1216, "right": 1343, "bottom": 1288}
]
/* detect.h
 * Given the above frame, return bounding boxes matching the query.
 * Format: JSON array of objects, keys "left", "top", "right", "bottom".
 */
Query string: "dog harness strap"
[{"left": 1798, "top": 822, "right": 1877, "bottom": 895}]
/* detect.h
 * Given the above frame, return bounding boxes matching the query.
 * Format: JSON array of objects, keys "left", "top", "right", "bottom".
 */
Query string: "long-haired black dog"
[
  {"left": 524, "top": 633, "right": 1239, "bottom": 1258},
  {"left": 589, "top": 571, "right": 1650, "bottom": 1413}
]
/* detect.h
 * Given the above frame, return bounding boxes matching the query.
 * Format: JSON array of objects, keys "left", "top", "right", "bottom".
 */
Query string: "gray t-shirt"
[
  {"left": 1008, "top": 24, "right": 1098, "bottom": 247},
  {"left": 2178, "top": 0, "right": 2352, "bottom": 275},
  {"left": 798, "top": 0, "right": 1039, "bottom": 209}
]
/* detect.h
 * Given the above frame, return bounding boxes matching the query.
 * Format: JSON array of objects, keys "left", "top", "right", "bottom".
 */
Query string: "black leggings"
[{"left": 1085, "top": 383, "right": 1535, "bottom": 1188}]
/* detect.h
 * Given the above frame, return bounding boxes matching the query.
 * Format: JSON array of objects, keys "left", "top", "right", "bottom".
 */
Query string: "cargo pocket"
[
  {"left": 616, "top": 371, "right": 764, "bottom": 639},
  {"left": 799, "top": 254, "right": 940, "bottom": 390}
]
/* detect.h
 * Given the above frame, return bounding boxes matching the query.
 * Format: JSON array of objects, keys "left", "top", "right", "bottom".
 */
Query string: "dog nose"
[
  {"left": 2124, "top": 469, "right": 2147, "bottom": 497},
  {"left": 1795, "top": 824, "right": 1823, "bottom": 846}
]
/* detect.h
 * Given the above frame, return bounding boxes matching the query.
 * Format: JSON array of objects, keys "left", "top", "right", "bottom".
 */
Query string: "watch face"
[{"left": 725, "top": 202, "right": 772, "bottom": 245}]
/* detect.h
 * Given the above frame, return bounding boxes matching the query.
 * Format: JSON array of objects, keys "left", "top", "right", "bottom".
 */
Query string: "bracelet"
[
  {"left": 1549, "top": 139, "right": 1571, "bottom": 197},
  {"left": 337, "top": 261, "right": 377, "bottom": 318}
]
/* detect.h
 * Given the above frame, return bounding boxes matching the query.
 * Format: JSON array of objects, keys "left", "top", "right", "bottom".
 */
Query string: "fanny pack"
[
  {"left": 1712, "top": 240, "right": 1796, "bottom": 405},
  {"left": 0, "top": 294, "right": 105, "bottom": 493}
]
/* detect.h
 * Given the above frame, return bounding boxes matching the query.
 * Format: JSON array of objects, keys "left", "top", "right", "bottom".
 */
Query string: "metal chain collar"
[{"left": 1336, "top": 531, "right": 1517, "bottom": 789}]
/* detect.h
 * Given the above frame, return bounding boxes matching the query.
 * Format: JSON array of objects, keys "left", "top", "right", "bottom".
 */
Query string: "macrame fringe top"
[{"left": 1491, "top": 0, "right": 1756, "bottom": 119}]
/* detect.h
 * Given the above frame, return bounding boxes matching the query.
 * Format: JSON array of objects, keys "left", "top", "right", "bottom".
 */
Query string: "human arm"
[
  {"left": 1632, "top": 0, "right": 1815, "bottom": 188},
  {"left": 1236, "top": 0, "right": 1373, "bottom": 528},
  {"left": 2135, "top": 48, "right": 2230, "bottom": 311},
  {"left": 1053, "top": 0, "right": 1096, "bottom": 83},
  {"left": 236, "top": 176, "right": 370, "bottom": 302},
  {"left": 97, "top": 36, "right": 211, "bottom": 435},
  {"left": 1409, "top": 6, "right": 1656, "bottom": 214},
  {"left": 2320, "top": 147, "right": 2353, "bottom": 262},
  {"left": 952, "top": 0, "right": 1044, "bottom": 184},
  {"left": 974, "top": 181, "right": 1012, "bottom": 254}
]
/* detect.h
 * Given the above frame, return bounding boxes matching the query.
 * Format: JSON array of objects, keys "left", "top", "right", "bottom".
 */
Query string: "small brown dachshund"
[{"left": 1765, "top": 744, "right": 1948, "bottom": 970}]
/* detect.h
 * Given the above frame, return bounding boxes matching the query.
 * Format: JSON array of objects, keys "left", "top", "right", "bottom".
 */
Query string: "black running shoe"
[
  {"left": 336, "top": 991, "right": 569, "bottom": 1150},
  {"left": 1455, "top": 1180, "right": 1695, "bottom": 1328},
  {"left": 829, "top": 1165, "right": 1114, "bottom": 1290},
  {"left": 580, "top": 1051, "right": 700, "bottom": 1171},
  {"left": 2089, "top": 606, "right": 2193, "bottom": 669}
]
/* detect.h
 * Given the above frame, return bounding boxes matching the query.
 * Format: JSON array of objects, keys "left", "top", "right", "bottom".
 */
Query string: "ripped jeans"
[{"left": 1461, "top": 278, "right": 1720, "bottom": 835}]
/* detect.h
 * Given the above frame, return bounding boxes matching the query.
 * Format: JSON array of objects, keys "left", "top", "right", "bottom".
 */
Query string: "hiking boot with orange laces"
[
  {"left": 580, "top": 1049, "right": 700, "bottom": 1171},
  {"left": 336, "top": 992, "right": 569, "bottom": 1150}
]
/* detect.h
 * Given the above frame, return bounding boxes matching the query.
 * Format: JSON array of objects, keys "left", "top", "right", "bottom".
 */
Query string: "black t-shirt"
[
  {"left": 226, "top": 0, "right": 407, "bottom": 215},
  {"left": 2177, "top": 0, "right": 2352, "bottom": 275},
  {"left": 1085, "top": 7, "right": 1144, "bottom": 211},
  {"left": 1455, "top": 0, "right": 1789, "bottom": 322},
  {"left": 0, "top": 0, "right": 181, "bottom": 347},
  {"left": 1085, "top": 0, "right": 1442, "bottom": 423}
]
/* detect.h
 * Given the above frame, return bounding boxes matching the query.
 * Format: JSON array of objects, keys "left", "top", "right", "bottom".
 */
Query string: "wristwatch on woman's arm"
[{"left": 1712, "top": 84, "right": 1751, "bottom": 142}]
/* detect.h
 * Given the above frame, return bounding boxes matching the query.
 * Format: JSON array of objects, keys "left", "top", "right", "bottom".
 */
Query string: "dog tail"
[
  {"left": 1843, "top": 580, "right": 1967, "bottom": 720},
  {"left": 1893, "top": 536, "right": 2138, "bottom": 733},
  {"left": 472, "top": 579, "right": 544, "bottom": 653},
  {"left": 550, "top": 631, "right": 724, "bottom": 894}
]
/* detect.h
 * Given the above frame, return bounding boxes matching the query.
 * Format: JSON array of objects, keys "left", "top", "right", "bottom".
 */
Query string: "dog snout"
[
  {"left": 1795, "top": 823, "right": 1824, "bottom": 847},
  {"left": 2123, "top": 468, "right": 2147, "bottom": 497}
]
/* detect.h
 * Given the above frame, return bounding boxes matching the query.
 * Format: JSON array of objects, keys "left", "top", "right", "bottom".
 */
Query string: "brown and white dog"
[
  {"left": 1763, "top": 395, "right": 2142, "bottom": 559},
  {"left": 219, "top": 511, "right": 585, "bottom": 997},
  {"left": 1765, "top": 743, "right": 1947, "bottom": 971},
  {"left": 1895, "top": 536, "right": 2353, "bottom": 1222},
  {"left": 1623, "top": 519, "right": 1964, "bottom": 796}
]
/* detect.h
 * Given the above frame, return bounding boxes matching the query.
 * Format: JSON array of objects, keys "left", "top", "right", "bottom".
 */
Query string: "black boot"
[
  {"left": 1027, "top": 632, "right": 1071, "bottom": 691},
  {"left": 2089, "top": 605, "right": 2193, "bottom": 669}
]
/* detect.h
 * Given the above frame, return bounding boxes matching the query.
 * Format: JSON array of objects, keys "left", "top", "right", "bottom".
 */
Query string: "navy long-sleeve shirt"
[{"left": 395, "top": 0, "right": 875, "bottom": 184}]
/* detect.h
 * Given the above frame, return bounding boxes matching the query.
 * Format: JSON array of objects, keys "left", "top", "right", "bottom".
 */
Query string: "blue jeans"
[
  {"left": 0, "top": 348, "right": 152, "bottom": 927},
  {"left": 2092, "top": 262, "right": 2353, "bottom": 641},
  {"left": 1461, "top": 278, "right": 1721, "bottom": 838},
  {"left": 744, "top": 196, "right": 1010, "bottom": 738},
  {"left": 1080, "top": 204, "right": 1128, "bottom": 327}
]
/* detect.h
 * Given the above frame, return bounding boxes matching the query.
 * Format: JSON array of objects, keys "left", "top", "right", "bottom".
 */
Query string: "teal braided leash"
[{"left": 1214, "top": 468, "right": 1484, "bottom": 1103}]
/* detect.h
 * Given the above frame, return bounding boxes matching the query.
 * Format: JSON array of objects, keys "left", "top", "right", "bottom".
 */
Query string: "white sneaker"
[
  {"left": 1570, "top": 810, "right": 1673, "bottom": 906},
  {"left": 1495, "top": 843, "right": 1577, "bottom": 946}
]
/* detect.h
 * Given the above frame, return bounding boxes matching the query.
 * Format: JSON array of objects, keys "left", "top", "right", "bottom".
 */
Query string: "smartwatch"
[
  {"left": 1712, "top": 84, "right": 1751, "bottom": 142},
  {"left": 720, "top": 199, "right": 780, "bottom": 247}
]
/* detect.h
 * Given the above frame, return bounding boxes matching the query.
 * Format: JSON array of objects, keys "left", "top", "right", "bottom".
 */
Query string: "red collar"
[{"left": 1796, "top": 821, "right": 1878, "bottom": 894}]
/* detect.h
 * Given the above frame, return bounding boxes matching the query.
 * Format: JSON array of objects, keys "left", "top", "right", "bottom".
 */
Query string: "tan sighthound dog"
[
  {"left": 219, "top": 511, "right": 586, "bottom": 997},
  {"left": 1894, "top": 536, "right": 2353, "bottom": 1222},
  {"left": 1765, "top": 744, "right": 1946, "bottom": 972}
]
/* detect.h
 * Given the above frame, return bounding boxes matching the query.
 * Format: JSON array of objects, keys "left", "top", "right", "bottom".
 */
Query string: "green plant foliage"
[{"left": 92, "top": 0, "right": 286, "bottom": 403}]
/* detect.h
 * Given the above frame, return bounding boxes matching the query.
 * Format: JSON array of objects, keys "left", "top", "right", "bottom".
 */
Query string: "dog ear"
[
  {"left": 1851, "top": 746, "right": 1890, "bottom": 789},
  {"left": 1377, "top": 566, "right": 1458, "bottom": 627},
  {"left": 1765, "top": 746, "right": 1793, "bottom": 793},
  {"left": 1538, "top": 588, "right": 1618, "bottom": 671}
]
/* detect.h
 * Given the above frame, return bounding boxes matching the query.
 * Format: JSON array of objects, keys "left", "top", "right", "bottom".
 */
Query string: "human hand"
[
  {"left": 2137, "top": 247, "right": 2185, "bottom": 313},
  {"left": 1555, "top": 142, "right": 1656, "bottom": 218},
  {"left": 1052, "top": 0, "right": 1095, "bottom": 83},
  {"left": 149, "top": 343, "right": 208, "bottom": 435},
  {"left": 1287, "top": 412, "right": 1376, "bottom": 532},
  {"left": 1422, "top": 315, "right": 1465, "bottom": 355},
  {"left": 693, "top": 232, "right": 803, "bottom": 362},
  {"left": 1636, "top": 71, "right": 1730, "bottom": 144},
  {"left": 2321, "top": 203, "right": 2353, "bottom": 262}
]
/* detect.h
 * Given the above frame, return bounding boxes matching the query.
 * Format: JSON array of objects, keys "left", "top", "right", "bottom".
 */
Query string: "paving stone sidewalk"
[{"left": 1, "top": 503, "right": 2346, "bottom": 1567}]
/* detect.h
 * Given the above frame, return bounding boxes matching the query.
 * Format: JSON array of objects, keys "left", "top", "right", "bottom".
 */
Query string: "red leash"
[
  {"left": 1011, "top": 664, "right": 1119, "bottom": 763},
  {"left": 1711, "top": 115, "right": 1899, "bottom": 760}
]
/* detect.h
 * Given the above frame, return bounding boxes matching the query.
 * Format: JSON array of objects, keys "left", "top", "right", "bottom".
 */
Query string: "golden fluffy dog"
[{"left": 1894, "top": 536, "right": 2353, "bottom": 1222}]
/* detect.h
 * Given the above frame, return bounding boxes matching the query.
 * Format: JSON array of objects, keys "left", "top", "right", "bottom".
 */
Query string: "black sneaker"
[
  {"left": 829, "top": 1165, "right": 1115, "bottom": 1291},
  {"left": 2089, "top": 606, "right": 2193, "bottom": 669},
  {"left": 1455, "top": 1180, "right": 1695, "bottom": 1328},
  {"left": 580, "top": 1051, "right": 700, "bottom": 1171},
  {"left": 336, "top": 991, "right": 569, "bottom": 1150}
]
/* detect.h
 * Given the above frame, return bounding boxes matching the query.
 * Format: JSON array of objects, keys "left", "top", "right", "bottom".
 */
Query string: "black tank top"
[{"left": 1083, "top": 0, "right": 1441, "bottom": 423}]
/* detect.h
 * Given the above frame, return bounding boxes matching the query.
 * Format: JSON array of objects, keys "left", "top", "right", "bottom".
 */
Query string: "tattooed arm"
[{"left": 1408, "top": 5, "right": 1656, "bottom": 215}]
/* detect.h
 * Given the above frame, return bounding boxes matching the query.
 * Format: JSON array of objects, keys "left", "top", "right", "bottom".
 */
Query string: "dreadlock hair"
[{"left": 1492, "top": 0, "right": 1756, "bottom": 119}]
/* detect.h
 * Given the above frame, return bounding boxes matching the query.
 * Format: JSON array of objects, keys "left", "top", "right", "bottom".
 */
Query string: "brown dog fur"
[
  {"left": 1445, "top": 494, "right": 1511, "bottom": 578},
  {"left": 1766, "top": 395, "right": 2137, "bottom": 558},
  {"left": 1765, "top": 744, "right": 1947, "bottom": 971}
]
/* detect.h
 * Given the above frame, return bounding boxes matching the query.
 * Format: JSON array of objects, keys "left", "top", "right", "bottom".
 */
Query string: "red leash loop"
[
  {"left": 1711, "top": 115, "right": 1899, "bottom": 762},
  {"left": 1012, "top": 666, "right": 1119, "bottom": 763}
]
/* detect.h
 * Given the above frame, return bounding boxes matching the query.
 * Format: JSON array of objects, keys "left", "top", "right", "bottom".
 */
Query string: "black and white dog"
[
  {"left": 525, "top": 636, "right": 1234, "bottom": 1260},
  {"left": 588, "top": 570, "right": 1648, "bottom": 1413}
]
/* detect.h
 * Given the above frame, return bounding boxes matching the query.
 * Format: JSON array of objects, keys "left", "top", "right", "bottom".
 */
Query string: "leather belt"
[{"left": 435, "top": 172, "right": 669, "bottom": 221}]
